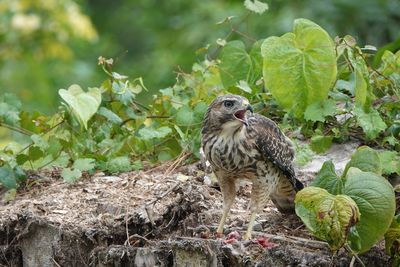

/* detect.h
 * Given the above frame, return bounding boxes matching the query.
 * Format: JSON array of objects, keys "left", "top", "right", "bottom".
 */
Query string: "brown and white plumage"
[{"left": 201, "top": 94, "right": 303, "bottom": 239}]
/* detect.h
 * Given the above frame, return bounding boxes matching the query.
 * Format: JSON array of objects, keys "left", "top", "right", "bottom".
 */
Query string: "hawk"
[{"left": 201, "top": 94, "right": 304, "bottom": 240}]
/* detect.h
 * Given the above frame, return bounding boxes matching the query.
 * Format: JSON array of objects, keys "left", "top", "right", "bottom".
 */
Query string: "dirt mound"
[{"left": 0, "top": 148, "right": 391, "bottom": 266}]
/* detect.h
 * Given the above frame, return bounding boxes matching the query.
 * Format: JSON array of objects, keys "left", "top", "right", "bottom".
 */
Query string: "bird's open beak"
[
  {"left": 234, "top": 104, "right": 253, "bottom": 126},
  {"left": 246, "top": 104, "right": 253, "bottom": 114}
]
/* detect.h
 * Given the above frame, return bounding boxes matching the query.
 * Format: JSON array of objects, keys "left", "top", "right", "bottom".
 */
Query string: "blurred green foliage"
[{"left": 0, "top": 0, "right": 399, "bottom": 114}]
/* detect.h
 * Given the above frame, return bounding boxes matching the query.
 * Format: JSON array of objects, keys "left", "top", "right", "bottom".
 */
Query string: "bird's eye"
[{"left": 224, "top": 100, "right": 234, "bottom": 108}]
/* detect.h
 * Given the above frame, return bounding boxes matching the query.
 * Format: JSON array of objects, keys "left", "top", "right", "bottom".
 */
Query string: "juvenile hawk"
[{"left": 201, "top": 94, "right": 304, "bottom": 240}]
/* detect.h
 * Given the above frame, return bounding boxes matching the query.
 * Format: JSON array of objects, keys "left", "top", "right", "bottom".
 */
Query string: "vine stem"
[
  {"left": 0, "top": 122, "right": 33, "bottom": 136},
  {"left": 16, "top": 118, "right": 66, "bottom": 155},
  {"left": 345, "top": 244, "right": 365, "bottom": 267}
]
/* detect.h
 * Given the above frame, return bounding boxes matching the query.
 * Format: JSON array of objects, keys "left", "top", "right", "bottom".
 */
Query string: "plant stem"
[
  {"left": 345, "top": 244, "right": 366, "bottom": 267},
  {"left": 0, "top": 122, "right": 33, "bottom": 136}
]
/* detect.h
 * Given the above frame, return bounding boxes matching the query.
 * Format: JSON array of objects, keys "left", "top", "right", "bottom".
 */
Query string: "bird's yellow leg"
[
  {"left": 216, "top": 179, "right": 236, "bottom": 236},
  {"left": 244, "top": 210, "right": 257, "bottom": 240},
  {"left": 245, "top": 180, "right": 267, "bottom": 240},
  {"left": 217, "top": 209, "right": 229, "bottom": 235}
]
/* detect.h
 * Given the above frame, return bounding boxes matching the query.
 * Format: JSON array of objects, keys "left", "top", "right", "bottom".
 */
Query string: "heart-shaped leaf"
[
  {"left": 261, "top": 18, "right": 337, "bottom": 118},
  {"left": 343, "top": 146, "right": 382, "bottom": 176},
  {"left": 344, "top": 168, "right": 395, "bottom": 253},
  {"left": 59, "top": 84, "right": 101, "bottom": 129},
  {"left": 311, "top": 160, "right": 343, "bottom": 195},
  {"left": 354, "top": 105, "right": 387, "bottom": 140},
  {"left": 295, "top": 186, "right": 360, "bottom": 251},
  {"left": 219, "top": 40, "right": 263, "bottom": 90}
]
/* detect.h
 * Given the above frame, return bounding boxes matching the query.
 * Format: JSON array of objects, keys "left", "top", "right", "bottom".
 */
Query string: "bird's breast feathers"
[{"left": 203, "top": 123, "right": 260, "bottom": 174}]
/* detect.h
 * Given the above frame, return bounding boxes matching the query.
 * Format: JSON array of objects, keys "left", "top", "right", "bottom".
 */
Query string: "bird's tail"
[{"left": 270, "top": 175, "right": 304, "bottom": 214}]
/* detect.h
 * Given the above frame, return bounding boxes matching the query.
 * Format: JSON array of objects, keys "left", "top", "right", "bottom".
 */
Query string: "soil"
[{"left": 0, "top": 143, "right": 392, "bottom": 267}]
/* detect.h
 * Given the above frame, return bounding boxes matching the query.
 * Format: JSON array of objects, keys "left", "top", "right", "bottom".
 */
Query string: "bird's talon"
[{"left": 215, "top": 232, "right": 224, "bottom": 239}]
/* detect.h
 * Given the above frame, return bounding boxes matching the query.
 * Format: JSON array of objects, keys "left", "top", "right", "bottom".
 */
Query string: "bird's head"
[{"left": 202, "top": 94, "right": 253, "bottom": 133}]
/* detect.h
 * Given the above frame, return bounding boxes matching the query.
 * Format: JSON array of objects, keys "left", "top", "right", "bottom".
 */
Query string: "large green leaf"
[
  {"left": 72, "top": 158, "right": 96, "bottom": 172},
  {"left": 304, "top": 99, "right": 337, "bottom": 122},
  {"left": 0, "top": 165, "right": 17, "bottom": 189},
  {"left": 344, "top": 168, "right": 396, "bottom": 253},
  {"left": 138, "top": 126, "right": 172, "bottom": 140},
  {"left": 0, "top": 94, "right": 21, "bottom": 125},
  {"left": 310, "top": 134, "right": 333, "bottom": 154},
  {"left": 379, "top": 151, "right": 400, "bottom": 175},
  {"left": 343, "top": 146, "right": 382, "bottom": 177},
  {"left": 311, "top": 160, "right": 343, "bottom": 195},
  {"left": 61, "top": 168, "right": 82, "bottom": 184},
  {"left": 219, "top": 40, "right": 262, "bottom": 90},
  {"left": 261, "top": 18, "right": 337, "bottom": 118},
  {"left": 59, "top": 84, "right": 102, "bottom": 129},
  {"left": 106, "top": 156, "right": 133, "bottom": 173},
  {"left": 0, "top": 165, "right": 26, "bottom": 189},
  {"left": 176, "top": 106, "right": 195, "bottom": 126},
  {"left": 354, "top": 105, "right": 387, "bottom": 140},
  {"left": 295, "top": 186, "right": 360, "bottom": 251},
  {"left": 97, "top": 107, "right": 123, "bottom": 124},
  {"left": 244, "top": 0, "right": 268, "bottom": 14},
  {"left": 354, "top": 69, "right": 368, "bottom": 107}
]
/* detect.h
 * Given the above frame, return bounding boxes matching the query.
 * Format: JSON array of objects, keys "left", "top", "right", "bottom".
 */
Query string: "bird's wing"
[{"left": 250, "top": 114, "right": 304, "bottom": 192}]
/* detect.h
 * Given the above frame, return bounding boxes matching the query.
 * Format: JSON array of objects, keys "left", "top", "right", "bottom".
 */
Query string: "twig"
[
  {"left": 0, "top": 122, "right": 33, "bottom": 136},
  {"left": 146, "top": 181, "right": 181, "bottom": 207},
  {"left": 132, "top": 100, "right": 151, "bottom": 111},
  {"left": 125, "top": 204, "right": 131, "bottom": 246},
  {"left": 165, "top": 152, "right": 190, "bottom": 176},
  {"left": 119, "top": 115, "right": 171, "bottom": 127},
  {"left": 16, "top": 118, "right": 66, "bottom": 155},
  {"left": 345, "top": 244, "right": 366, "bottom": 267},
  {"left": 52, "top": 258, "right": 61, "bottom": 267},
  {"left": 144, "top": 205, "right": 156, "bottom": 227},
  {"left": 129, "top": 234, "right": 150, "bottom": 243},
  {"left": 349, "top": 256, "right": 356, "bottom": 267},
  {"left": 208, "top": 226, "right": 328, "bottom": 249},
  {"left": 37, "top": 151, "right": 62, "bottom": 170},
  {"left": 254, "top": 231, "right": 328, "bottom": 249}
]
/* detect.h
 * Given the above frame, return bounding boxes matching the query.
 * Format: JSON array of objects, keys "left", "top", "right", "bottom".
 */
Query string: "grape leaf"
[
  {"left": 244, "top": 0, "right": 269, "bottom": 14},
  {"left": 354, "top": 104, "right": 387, "bottom": 140},
  {"left": 219, "top": 40, "right": 262, "bottom": 88},
  {"left": 304, "top": 99, "right": 337, "bottom": 123},
  {"left": 72, "top": 158, "right": 96, "bottom": 172},
  {"left": 310, "top": 135, "right": 333, "bottom": 154},
  {"left": 219, "top": 40, "right": 252, "bottom": 88},
  {"left": 176, "top": 106, "right": 195, "bottom": 126},
  {"left": 31, "top": 134, "right": 49, "bottom": 150},
  {"left": 0, "top": 93, "right": 21, "bottom": 125},
  {"left": 28, "top": 146, "right": 44, "bottom": 161},
  {"left": 106, "top": 156, "right": 132, "bottom": 173},
  {"left": 0, "top": 103, "right": 20, "bottom": 125},
  {"left": 0, "top": 165, "right": 26, "bottom": 189},
  {"left": 0, "top": 165, "right": 17, "bottom": 189},
  {"left": 97, "top": 107, "right": 123, "bottom": 124},
  {"left": 61, "top": 168, "right": 82, "bottom": 184},
  {"left": 138, "top": 126, "right": 172, "bottom": 140},
  {"left": 379, "top": 151, "right": 400, "bottom": 175}
]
